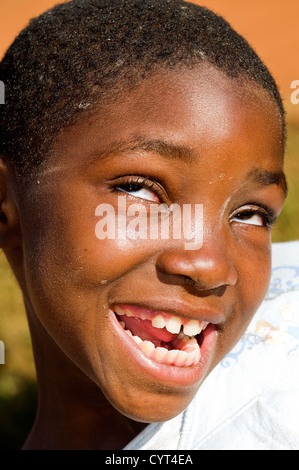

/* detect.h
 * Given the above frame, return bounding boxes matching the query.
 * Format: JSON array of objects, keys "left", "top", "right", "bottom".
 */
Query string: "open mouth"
[{"left": 113, "top": 304, "right": 209, "bottom": 367}]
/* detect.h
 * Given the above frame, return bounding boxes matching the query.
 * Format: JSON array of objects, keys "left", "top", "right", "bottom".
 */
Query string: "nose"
[{"left": 156, "top": 238, "right": 237, "bottom": 292}]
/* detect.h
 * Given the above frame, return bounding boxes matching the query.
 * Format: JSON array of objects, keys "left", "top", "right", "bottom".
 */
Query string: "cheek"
[
  {"left": 22, "top": 192, "right": 154, "bottom": 288},
  {"left": 212, "top": 244, "right": 272, "bottom": 372},
  {"left": 232, "top": 243, "right": 272, "bottom": 339},
  {"left": 20, "top": 199, "right": 158, "bottom": 366},
  {"left": 241, "top": 244, "right": 272, "bottom": 309}
]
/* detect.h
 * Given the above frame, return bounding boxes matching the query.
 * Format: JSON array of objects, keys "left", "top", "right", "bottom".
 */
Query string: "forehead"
[{"left": 50, "top": 64, "right": 284, "bottom": 172}]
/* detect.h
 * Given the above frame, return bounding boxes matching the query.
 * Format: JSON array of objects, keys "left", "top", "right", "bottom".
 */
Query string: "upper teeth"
[
  {"left": 114, "top": 305, "right": 208, "bottom": 336},
  {"left": 183, "top": 319, "right": 205, "bottom": 336}
]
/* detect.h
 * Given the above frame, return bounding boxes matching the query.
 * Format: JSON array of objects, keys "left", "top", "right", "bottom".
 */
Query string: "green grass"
[
  {"left": 0, "top": 119, "right": 298, "bottom": 448},
  {"left": 0, "top": 254, "right": 37, "bottom": 449}
]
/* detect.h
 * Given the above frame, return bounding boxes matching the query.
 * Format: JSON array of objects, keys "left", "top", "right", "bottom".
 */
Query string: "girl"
[{"left": 0, "top": 0, "right": 292, "bottom": 450}]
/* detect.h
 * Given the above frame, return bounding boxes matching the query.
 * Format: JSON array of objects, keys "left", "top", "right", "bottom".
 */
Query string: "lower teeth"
[{"left": 120, "top": 323, "right": 201, "bottom": 367}]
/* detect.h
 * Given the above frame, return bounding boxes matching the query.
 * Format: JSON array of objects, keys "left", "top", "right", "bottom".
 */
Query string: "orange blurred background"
[{"left": 0, "top": 0, "right": 298, "bottom": 117}]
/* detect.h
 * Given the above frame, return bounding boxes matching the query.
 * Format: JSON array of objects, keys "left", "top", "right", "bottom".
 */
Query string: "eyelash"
[
  {"left": 231, "top": 204, "right": 277, "bottom": 228},
  {"left": 113, "top": 175, "right": 167, "bottom": 203},
  {"left": 112, "top": 177, "right": 277, "bottom": 227}
]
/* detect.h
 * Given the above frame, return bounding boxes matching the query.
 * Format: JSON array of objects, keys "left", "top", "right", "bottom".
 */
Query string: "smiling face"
[{"left": 14, "top": 65, "right": 286, "bottom": 424}]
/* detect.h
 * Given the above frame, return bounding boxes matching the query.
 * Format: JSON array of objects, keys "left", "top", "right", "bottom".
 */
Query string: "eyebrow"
[
  {"left": 89, "top": 137, "right": 195, "bottom": 163},
  {"left": 89, "top": 136, "right": 288, "bottom": 197},
  {"left": 248, "top": 168, "right": 288, "bottom": 198}
]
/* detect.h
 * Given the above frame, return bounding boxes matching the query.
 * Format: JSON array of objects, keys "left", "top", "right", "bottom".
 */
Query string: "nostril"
[
  {"left": 179, "top": 275, "right": 228, "bottom": 297},
  {"left": 0, "top": 212, "right": 7, "bottom": 223}
]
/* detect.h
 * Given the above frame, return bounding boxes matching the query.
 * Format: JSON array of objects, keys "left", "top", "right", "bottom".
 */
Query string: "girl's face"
[{"left": 17, "top": 65, "right": 286, "bottom": 422}]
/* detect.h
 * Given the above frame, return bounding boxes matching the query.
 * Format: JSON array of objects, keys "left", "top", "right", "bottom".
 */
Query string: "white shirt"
[{"left": 124, "top": 241, "right": 299, "bottom": 450}]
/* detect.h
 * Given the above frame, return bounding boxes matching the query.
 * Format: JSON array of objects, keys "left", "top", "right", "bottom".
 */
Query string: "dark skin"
[{"left": 0, "top": 64, "right": 286, "bottom": 449}]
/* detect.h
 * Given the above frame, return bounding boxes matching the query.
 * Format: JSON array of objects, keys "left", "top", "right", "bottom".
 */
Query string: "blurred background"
[{"left": 0, "top": 0, "right": 298, "bottom": 449}]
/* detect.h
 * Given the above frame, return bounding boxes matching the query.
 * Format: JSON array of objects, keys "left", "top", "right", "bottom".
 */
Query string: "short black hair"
[{"left": 0, "top": 0, "right": 285, "bottom": 178}]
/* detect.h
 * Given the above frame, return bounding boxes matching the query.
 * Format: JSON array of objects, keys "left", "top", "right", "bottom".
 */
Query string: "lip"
[
  {"left": 108, "top": 304, "right": 219, "bottom": 388},
  {"left": 111, "top": 299, "right": 225, "bottom": 324}
]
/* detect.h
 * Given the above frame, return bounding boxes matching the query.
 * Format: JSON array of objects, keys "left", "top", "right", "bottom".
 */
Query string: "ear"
[{"left": 0, "top": 159, "right": 21, "bottom": 251}]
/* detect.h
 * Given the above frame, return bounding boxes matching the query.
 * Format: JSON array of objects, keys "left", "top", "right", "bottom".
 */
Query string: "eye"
[
  {"left": 232, "top": 211, "right": 265, "bottom": 226},
  {"left": 230, "top": 205, "right": 277, "bottom": 228},
  {"left": 116, "top": 182, "right": 159, "bottom": 202},
  {"left": 114, "top": 177, "right": 166, "bottom": 203}
]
